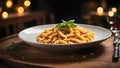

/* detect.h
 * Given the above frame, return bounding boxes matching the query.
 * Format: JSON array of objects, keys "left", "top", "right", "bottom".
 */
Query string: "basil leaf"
[{"left": 55, "top": 20, "right": 76, "bottom": 28}]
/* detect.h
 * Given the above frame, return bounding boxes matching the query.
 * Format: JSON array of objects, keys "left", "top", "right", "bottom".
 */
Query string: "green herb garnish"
[
  {"left": 55, "top": 20, "right": 77, "bottom": 28},
  {"left": 7, "top": 42, "right": 19, "bottom": 51}
]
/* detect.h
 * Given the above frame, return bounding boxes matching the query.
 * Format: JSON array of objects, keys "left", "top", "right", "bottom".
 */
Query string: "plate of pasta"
[{"left": 19, "top": 20, "right": 112, "bottom": 52}]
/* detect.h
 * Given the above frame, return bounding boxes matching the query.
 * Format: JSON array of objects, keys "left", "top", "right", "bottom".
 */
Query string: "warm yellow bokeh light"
[
  {"left": 112, "top": 7, "right": 117, "bottom": 13},
  {"left": 6, "top": 0, "right": 13, "bottom": 8},
  {"left": 17, "top": 7, "right": 24, "bottom": 14},
  {"left": 97, "top": 7, "right": 104, "bottom": 14},
  {"left": 108, "top": 11, "right": 114, "bottom": 17},
  {"left": 2, "top": 11, "right": 8, "bottom": 19},
  {"left": 24, "top": 0, "right": 31, "bottom": 7}
]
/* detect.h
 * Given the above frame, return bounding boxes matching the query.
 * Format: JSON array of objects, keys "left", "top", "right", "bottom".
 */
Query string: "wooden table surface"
[{"left": 0, "top": 35, "right": 120, "bottom": 68}]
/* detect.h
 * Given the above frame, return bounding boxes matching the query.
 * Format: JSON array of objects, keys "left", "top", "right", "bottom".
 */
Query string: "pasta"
[{"left": 36, "top": 26, "right": 95, "bottom": 44}]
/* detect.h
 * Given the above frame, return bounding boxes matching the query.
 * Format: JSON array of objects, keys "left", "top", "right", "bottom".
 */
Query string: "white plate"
[{"left": 18, "top": 24, "right": 112, "bottom": 52}]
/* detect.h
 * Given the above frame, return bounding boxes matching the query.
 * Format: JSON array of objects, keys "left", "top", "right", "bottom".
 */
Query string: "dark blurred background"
[
  {"left": 0, "top": 0, "right": 120, "bottom": 23},
  {"left": 30, "top": 0, "right": 120, "bottom": 23},
  {"left": 0, "top": 0, "right": 120, "bottom": 38}
]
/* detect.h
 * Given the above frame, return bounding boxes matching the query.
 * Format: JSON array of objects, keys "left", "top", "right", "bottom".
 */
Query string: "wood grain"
[{"left": 0, "top": 35, "right": 120, "bottom": 68}]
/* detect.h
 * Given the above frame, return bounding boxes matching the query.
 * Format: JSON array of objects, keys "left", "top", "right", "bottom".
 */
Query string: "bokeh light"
[
  {"left": 6, "top": 0, "right": 13, "bottom": 8},
  {"left": 108, "top": 11, "right": 114, "bottom": 17},
  {"left": 97, "top": 7, "right": 104, "bottom": 14},
  {"left": 24, "top": 0, "right": 31, "bottom": 7},
  {"left": 112, "top": 7, "right": 117, "bottom": 13},
  {"left": 2, "top": 11, "right": 8, "bottom": 19},
  {"left": 17, "top": 6, "right": 24, "bottom": 15}
]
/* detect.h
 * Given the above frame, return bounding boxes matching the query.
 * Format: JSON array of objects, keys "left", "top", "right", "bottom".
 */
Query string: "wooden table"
[{"left": 0, "top": 34, "right": 120, "bottom": 68}]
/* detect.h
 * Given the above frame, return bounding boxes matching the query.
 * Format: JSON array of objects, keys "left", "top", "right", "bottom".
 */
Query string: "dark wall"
[
  {"left": 106, "top": 0, "right": 120, "bottom": 8},
  {"left": 42, "top": 0, "right": 100, "bottom": 23}
]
